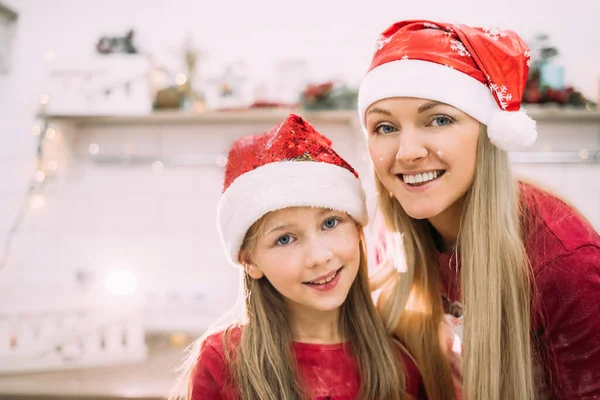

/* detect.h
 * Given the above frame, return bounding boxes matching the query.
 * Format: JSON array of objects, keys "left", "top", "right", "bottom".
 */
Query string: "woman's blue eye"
[
  {"left": 375, "top": 124, "right": 396, "bottom": 135},
  {"left": 431, "top": 116, "right": 453, "bottom": 127},
  {"left": 322, "top": 217, "right": 339, "bottom": 229},
  {"left": 276, "top": 235, "right": 293, "bottom": 246}
]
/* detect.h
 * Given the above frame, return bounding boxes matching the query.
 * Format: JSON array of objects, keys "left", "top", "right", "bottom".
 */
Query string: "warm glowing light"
[
  {"left": 105, "top": 268, "right": 138, "bottom": 296},
  {"left": 35, "top": 170, "right": 46, "bottom": 182},
  {"left": 31, "top": 195, "right": 46, "bottom": 209},
  {"left": 152, "top": 160, "right": 164, "bottom": 172},
  {"left": 215, "top": 156, "right": 228, "bottom": 168},
  {"left": 175, "top": 73, "right": 187, "bottom": 85},
  {"left": 45, "top": 127, "right": 56, "bottom": 139}
]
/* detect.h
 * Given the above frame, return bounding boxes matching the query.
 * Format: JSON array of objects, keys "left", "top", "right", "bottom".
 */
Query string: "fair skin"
[
  {"left": 241, "top": 207, "right": 361, "bottom": 344},
  {"left": 366, "top": 97, "right": 480, "bottom": 249}
]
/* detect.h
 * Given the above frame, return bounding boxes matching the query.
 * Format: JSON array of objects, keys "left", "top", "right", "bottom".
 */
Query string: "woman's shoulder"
[{"left": 519, "top": 181, "right": 600, "bottom": 273}]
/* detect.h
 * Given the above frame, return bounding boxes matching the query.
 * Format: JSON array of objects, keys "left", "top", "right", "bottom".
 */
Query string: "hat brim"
[
  {"left": 358, "top": 59, "right": 498, "bottom": 131},
  {"left": 217, "top": 161, "right": 368, "bottom": 266}
]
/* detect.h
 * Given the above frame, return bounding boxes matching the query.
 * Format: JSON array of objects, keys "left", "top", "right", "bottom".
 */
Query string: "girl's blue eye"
[
  {"left": 322, "top": 217, "right": 339, "bottom": 229},
  {"left": 276, "top": 235, "right": 294, "bottom": 246},
  {"left": 430, "top": 116, "right": 453, "bottom": 127},
  {"left": 375, "top": 124, "right": 397, "bottom": 135}
]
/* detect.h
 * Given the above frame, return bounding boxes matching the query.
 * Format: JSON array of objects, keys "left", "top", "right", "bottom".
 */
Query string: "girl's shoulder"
[
  {"left": 189, "top": 326, "right": 242, "bottom": 400},
  {"left": 199, "top": 325, "right": 243, "bottom": 360}
]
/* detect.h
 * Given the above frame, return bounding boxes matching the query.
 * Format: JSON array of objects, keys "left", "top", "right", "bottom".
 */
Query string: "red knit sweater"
[
  {"left": 190, "top": 326, "right": 426, "bottom": 399},
  {"left": 436, "top": 183, "right": 600, "bottom": 398}
]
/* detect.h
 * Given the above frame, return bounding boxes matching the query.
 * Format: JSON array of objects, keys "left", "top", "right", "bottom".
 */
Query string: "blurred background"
[{"left": 0, "top": 0, "right": 598, "bottom": 399}]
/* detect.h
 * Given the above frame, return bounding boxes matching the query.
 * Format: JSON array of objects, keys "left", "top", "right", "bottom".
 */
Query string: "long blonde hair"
[
  {"left": 172, "top": 210, "right": 409, "bottom": 400},
  {"left": 376, "top": 125, "right": 534, "bottom": 400}
]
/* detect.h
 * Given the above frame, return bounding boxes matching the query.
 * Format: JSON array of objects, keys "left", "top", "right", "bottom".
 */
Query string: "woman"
[{"left": 358, "top": 20, "right": 600, "bottom": 400}]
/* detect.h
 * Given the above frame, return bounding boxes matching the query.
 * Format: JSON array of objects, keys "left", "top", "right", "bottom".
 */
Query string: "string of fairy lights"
[
  {"left": 0, "top": 49, "right": 230, "bottom": 273},
  {"left": 0, "top": 50, "right": 64, "bottom": 273}
]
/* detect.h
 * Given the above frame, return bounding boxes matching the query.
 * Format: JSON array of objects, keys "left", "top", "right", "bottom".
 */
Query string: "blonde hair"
[
  {"left": 172, "top": 209, "right": 409, "bottom": 400},
  {"left": 375, "top": 125, "right": 534, "bottom": 400}
]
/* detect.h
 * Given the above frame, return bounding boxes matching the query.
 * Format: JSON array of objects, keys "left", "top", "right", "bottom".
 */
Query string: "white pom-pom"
[{"left": 487, "top": 110, "right": 537, "bottom": 152}]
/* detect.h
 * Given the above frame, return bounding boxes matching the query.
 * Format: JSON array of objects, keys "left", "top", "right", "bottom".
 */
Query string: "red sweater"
[
  {"left": 437, "top": 183, "right": 600, "bottom": 398},
  {"left": 190, "top": 326, "right": 425, "bottom": 399}
]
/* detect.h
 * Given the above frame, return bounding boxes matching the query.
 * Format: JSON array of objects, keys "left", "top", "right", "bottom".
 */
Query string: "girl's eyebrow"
[
  {"left": 266, "top": 209, "right": 335, "bottom": 234},
  {"left": 318, "top": 208, "right": 334, "bottom": 216},
  {"left": 266, "top": 223, "right": 296, "bottom": 235}
]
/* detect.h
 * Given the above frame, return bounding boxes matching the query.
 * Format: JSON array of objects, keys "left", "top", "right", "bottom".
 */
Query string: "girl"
[
  {"left": 176, "top": 114, "right": 424, "bottom": 399},
  {"left": 358, "top": 20, "right": 600, "bottom": 400}
]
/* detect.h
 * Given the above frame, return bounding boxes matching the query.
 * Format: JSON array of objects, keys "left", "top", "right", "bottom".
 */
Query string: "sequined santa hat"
[
  {"left": 358, "top": 20, "right": 537, "bottom": 151},
  {"left": 217, "top": 114, "right": 368, "bottom": 266}
]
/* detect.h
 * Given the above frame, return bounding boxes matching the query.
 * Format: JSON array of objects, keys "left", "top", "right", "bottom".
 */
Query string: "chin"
[
  {"left": 314, "top": 292, "right": 352, "bottom": 312},
  {"left": 311, "top": 297, "right": 346, "bottom": 312},
  {"left": 401, "top": 204, "right": 444, "bottom": 220}
]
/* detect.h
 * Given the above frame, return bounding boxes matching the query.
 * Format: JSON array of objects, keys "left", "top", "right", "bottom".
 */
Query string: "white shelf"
[
  {"left": 524, "top": 105, "right": 600, "bottom": 121},
  {"left": 38, "top": 106, "right": 600, "bottom": 126},
  {"left": 38, "top": 109, "right": 358, "bottom": 126}
]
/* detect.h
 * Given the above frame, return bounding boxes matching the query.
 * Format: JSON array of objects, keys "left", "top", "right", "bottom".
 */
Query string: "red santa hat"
[
  {"left": 358, "top": 20, "right": 537, "bottom": 151},
  {"left": 217, "top": 114, "right": 368, "bottom": 266}
]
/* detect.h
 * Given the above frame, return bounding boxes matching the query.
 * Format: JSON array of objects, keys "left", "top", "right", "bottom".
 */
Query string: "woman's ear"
[{"left": 239, "top": 250, "right": 264, "bottom": 279}]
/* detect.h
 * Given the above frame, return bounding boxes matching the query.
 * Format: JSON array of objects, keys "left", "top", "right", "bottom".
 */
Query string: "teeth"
[
  {"left": 310, "top": 270, "right": 338, "bottom": 285},
  {"left": 402, "top": 171, "right": 442, "bottom": 185}
]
